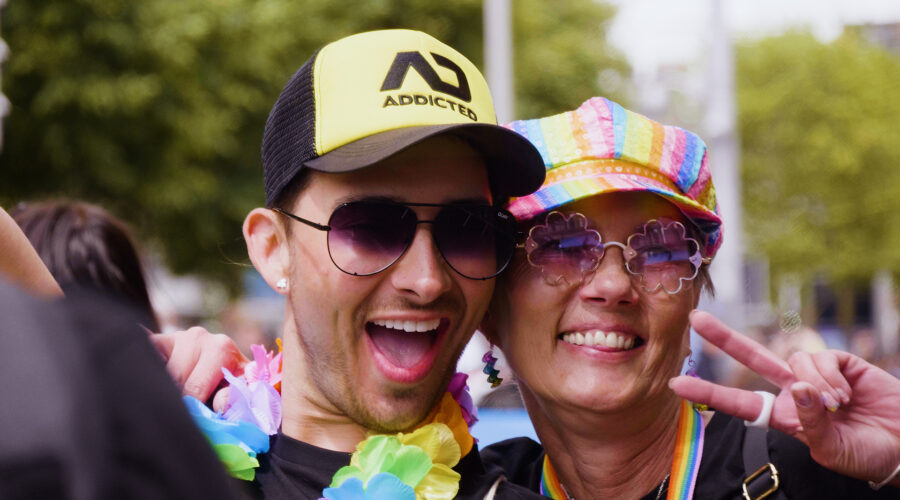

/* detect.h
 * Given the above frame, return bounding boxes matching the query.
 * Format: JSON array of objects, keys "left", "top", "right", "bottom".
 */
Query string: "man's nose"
[{"left": 388, "top": 225, "right": 454, "bottom": 303}]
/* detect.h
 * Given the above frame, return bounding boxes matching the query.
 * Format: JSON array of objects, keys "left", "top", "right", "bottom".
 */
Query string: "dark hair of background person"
[{"left": 11, "top": 200, "right": 159, "bottom": 330}]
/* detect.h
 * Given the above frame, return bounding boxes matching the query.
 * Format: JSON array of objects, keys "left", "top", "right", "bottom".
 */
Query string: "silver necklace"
[{"left": 655, "top": 473, "right": 671, "bottom": 500}]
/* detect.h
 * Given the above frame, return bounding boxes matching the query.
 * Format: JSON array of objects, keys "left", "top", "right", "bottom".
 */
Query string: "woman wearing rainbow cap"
[{"left": 478, "top": 96, "right": 900, "bottom": 499}]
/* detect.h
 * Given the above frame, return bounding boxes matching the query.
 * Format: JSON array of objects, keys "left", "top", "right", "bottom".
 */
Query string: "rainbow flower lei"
[
  {"left": 184, "top": 342, "right": 479, "bottom": 500},
  {"left": 321, "top": 373, "right": 478, "bottom": 500},
  {"left": 184, "top": 342, "right": 283, "bottom": 480}
]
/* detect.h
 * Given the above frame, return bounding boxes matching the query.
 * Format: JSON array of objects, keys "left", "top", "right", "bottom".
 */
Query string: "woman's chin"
[{"left": 538, "top": 376, "right": 639, "bottom": 414}]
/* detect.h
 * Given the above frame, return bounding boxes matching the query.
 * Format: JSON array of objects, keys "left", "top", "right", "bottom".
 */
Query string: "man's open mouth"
[{"left": 366, "top": 318, "right": 444, "bottom": 369}]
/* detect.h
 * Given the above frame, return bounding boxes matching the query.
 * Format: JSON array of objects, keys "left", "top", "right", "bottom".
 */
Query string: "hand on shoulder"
[{"left": 151, "top": 326, "right": 248, "bottom": 410}]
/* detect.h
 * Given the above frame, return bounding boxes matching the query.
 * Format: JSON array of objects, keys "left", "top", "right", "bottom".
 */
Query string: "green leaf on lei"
[
  {"left": 331, "top": 434, "right": 433, "bottom": 489},
  {"left": 213, "top": 443, "right": 260, "bottom": 481},
  {"left": 387, "top": 443, "right": 432, "bottom": 486},
  {"left": 355, "top": 435, "right": 400, "bottom": 475}
]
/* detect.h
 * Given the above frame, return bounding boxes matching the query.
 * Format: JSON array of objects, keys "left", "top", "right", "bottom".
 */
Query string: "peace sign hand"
[{"left": 669, "top": 311, "right": 900, "bottom": 487}]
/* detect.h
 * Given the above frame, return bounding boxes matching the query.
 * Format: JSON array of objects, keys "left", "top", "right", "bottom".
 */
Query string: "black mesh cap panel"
[{"left": 262, "top": 49, "right": 320, "bottom": 207}]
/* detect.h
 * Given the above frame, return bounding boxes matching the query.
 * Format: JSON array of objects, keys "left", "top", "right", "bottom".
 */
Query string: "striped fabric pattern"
[{"left": 505, "top": 97, "right": 723, "bottom": 257}]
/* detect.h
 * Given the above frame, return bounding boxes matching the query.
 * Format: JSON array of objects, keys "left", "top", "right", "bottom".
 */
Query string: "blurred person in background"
[
  {"left": 1, "top": 208, "right": 244, "bottom": 500},
  {"left": 0, "top": 206, "right": 63, "bottom": 297},
  {"left": 218, "top": 301, "right": 277, "bottom": 355},
  {"left": 11, "top": 199, "right": 159, "bottom": 330}
]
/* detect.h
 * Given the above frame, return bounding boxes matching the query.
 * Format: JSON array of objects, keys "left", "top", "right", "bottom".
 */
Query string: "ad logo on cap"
[{"left": 380, "top": 51, "right": 477, "bottom": 121}]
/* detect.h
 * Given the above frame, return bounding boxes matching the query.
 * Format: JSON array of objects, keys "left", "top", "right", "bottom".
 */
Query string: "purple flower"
[{"left": 447, "top": 372, "right": 477, "bottom": 427}]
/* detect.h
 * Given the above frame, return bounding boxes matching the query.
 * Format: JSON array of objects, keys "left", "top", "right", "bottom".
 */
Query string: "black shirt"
[
  {"left": 481, "top": 412, "right": 899, "bottom": 499},
  {"left": 245, "top": 431, "right": 544, "bottom": 499}
]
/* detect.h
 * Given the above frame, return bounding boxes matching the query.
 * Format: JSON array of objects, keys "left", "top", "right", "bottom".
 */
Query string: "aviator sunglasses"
[
  {"left": 274, "top": 201, "right": 520, "bottom": 280},
  {"left": 522, "top": 211, "right": 711, "bottom": 294}
]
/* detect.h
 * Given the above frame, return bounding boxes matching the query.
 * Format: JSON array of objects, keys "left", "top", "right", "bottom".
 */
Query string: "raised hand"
[
  {"left": 151, "top": 326, "right": 248, "bottom": 410},
  {"left": 669, "top": 310, "right": 900, "bottom": 487}
]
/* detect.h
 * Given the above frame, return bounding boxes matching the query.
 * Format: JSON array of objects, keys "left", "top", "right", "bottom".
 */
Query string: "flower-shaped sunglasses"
[{"left": 521, "top": 211, "right": 710, "bottom": 294}]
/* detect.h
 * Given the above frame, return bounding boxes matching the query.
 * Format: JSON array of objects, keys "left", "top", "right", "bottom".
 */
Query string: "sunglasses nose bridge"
[
  {"left": 597, "top": 240, "right": 628, "bottom": 269},
  {"left": 409, "top": 219, "right": 465, "bottom": 277},
  {"left": 582, "top": 240, "right": 637, "bottom": 283},
  {"left": 388, "top": 221, "right": 455, "bottom": 300}
]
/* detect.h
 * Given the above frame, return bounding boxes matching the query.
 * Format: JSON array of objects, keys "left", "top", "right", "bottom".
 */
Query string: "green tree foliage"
[
  {"left": 1, "top": 0, "right": 627, "bottom": 292},
  {"left": 514, "top": 0, "right": 627, "bottom": 119},
  {"left": 737, "top": 31, "right": 900, "bottom": 288}
]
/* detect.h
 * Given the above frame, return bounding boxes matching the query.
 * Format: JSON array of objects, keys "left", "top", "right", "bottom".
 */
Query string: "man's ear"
[{"left": 244, "top": 208, "right": 290, "bottom": 294}]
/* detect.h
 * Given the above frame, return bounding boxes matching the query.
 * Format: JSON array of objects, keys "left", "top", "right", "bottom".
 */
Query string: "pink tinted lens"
[
  {"left": 626, "top": 221, "right": 699, "bottom": 291},
  {"left": 527, "top": 227, "right": 603, "bottom": 285}
]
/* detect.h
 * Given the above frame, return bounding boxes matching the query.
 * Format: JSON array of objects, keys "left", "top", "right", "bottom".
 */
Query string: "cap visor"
[
  {"left": 304, "top": 124, "right": 545, "bottom": 197},
  {"left": 508, "top": 173, "right": 722, "bottom": 233}
]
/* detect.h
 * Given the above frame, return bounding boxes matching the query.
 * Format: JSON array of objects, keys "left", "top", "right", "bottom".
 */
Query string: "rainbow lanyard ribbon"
[{"left": 540, "top": 399, "right": 704, "bottom": 500}]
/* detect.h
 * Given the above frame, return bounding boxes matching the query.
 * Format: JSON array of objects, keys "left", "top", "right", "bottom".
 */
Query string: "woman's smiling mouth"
[{"left": 559, "top": 330, "right": 645, "bottom": 351}]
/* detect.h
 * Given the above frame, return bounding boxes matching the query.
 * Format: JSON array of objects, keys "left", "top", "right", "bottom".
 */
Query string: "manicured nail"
[
  {"left": 794, "top": 391, "right": 813, "bottom": 408},
  {"left": 836, "top": 388, "right": 850, "bottom": 405},
  {"left": 821, "top": 392, "right": 840, "bottom": 412}
]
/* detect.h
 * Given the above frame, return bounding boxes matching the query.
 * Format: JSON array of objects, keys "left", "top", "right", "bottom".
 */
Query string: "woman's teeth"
[
  {"left": 371, "top": 318, "right": 441, "bottom": 333},
  {"left": 561, "top": 331, "right": 636, "bottom": 349}
]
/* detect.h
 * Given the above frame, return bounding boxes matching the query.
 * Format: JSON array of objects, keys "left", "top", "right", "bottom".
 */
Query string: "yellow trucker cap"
[{"left": 261, "top": 29, "right": 545, "bottom": 206}]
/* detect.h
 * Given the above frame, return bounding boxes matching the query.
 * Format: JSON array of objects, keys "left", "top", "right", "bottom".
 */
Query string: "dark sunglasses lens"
[
  {"left": 327, "top": 203, "right": 416, "bottom": 275},
  {"left": 434, "top": 207, "right": 516, "bottom": 279}
]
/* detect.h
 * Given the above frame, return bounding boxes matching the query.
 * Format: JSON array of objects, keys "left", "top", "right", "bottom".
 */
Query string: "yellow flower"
[
  {"left": 400, "top": 423, "right": 462, "bottom": 499},
  {"left": 401, "top": 423, "right": 460, "bottom": 468},
  {"left": 333, "top": 392, "right": 475, "bottom": 500},
  {"left": 417, "top": 392, "right": 474, "bottom": 456}
]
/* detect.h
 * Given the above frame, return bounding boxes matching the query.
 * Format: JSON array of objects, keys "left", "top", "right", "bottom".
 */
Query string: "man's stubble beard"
[{"left": 298, "top": 324, "right": 462, "bottom": 434}]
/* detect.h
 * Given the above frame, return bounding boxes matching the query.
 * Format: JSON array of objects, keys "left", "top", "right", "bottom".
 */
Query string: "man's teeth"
[
  {"left": 371, "top": 318, "right": 440, "bottom": 333},
  {"left": 561, "top": 330, "right": 636, "bottom": 349}
]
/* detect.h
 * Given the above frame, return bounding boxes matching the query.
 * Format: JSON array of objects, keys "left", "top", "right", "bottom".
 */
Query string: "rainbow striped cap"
[{"left": 505, "top": 97, "right": 723, "bottom": 257}]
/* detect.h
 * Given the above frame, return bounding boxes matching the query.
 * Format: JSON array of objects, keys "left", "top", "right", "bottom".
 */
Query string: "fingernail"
[
  {"left": 794, "top": 392, "right": 814, "bottom": 408},
  {"left": 836, "top": 388, "right": 849, "bottom": 405},
  {"left": 821, "top": 392, "right": 840, "bottom": 412}
]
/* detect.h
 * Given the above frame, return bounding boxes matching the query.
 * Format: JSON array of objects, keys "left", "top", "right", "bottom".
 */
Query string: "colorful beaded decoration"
[{"left": 482, "top": 348, "right": 503, "bottom": 388}]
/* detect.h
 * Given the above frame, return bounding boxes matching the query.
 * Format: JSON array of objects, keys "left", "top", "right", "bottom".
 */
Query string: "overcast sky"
[{"left": 606, "top": 0, "right": 900, "bottom": 75}]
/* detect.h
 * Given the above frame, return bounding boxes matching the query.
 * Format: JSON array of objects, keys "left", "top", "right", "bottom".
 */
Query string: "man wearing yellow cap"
[{"left": 155, "top": 29, "right": 545, "bottom": 499}]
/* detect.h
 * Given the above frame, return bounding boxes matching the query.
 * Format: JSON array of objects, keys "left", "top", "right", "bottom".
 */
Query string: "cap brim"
[
  {"left": 304, "top": 124, "right": 546, "bottom": 197},
  {"left": 508, "top": 172, "right": 722, "bottom": 247}
]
